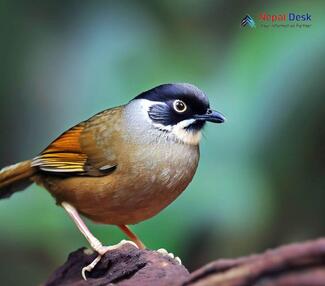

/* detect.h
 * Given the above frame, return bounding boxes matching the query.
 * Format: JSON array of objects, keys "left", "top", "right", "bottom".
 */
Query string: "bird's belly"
[
  {"left": 88, "top": 170, "right": 193, "bottom": 224},
  {"left": 40, "top": 144, "right": 199, "bottom": 225}
]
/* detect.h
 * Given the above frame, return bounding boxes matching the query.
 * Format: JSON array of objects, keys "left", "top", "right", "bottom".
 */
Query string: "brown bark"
[
  {"left": 45, "top": 238, "right": 325, "bottom": 286},
  {"left": 45, "top": 243, "right": 189, "bottom": 286}
]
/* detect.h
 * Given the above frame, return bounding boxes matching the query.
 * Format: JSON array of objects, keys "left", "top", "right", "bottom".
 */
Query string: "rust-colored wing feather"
[
  {"left": 32, "top": 125, "right": 88, "bottom": 173},
  {"left": 32, "top": 108, "right": 120, "bottom": 176}
]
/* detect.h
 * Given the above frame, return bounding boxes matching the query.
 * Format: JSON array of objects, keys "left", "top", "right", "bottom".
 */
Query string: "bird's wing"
[{"left": 32, "top": 108, "right": 120, "bottom": 176}]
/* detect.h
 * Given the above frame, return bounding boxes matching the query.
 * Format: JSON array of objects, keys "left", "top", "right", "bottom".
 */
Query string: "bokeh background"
[{"left": 1, "top": 1, "right": 324, "bottom": 285}]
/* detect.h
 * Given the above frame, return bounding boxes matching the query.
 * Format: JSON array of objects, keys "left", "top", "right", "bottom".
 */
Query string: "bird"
[{"left": 0, "top": 83, "right": 225, "bottom": 278}]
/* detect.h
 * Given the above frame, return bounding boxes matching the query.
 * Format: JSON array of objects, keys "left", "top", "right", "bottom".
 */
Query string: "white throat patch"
[{"left": 170, "top": 119, "right": 202, "bottom": 145}]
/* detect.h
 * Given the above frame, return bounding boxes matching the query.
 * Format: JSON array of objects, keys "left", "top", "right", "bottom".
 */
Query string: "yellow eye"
[{"left": 173, "top": 100, "right": 187, "bottom": 113}]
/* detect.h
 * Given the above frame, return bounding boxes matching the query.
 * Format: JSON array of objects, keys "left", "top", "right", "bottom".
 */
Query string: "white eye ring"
[{"left": 173, "top": 100, "right": 187, "bottom": 113}]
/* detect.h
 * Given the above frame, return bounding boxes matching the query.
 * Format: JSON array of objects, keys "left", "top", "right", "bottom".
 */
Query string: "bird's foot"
[
  {"left": 82, "top": 240, "right": 138, "bottom": 280},
  {"left": 81, "top": 254, "right": 102, "bottom": 280},
  {"left": 157, "top": 248, "right": 182, "bottom": 265}
]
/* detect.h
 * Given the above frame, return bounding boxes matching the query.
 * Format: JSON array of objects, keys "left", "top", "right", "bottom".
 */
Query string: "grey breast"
[{"left": 121, "top": 99, "right": 200, "bottom": 193}]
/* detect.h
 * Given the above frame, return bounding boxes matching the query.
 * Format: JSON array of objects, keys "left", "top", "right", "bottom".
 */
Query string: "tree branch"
[{"left": 45, "top": 238, "right": 325, "bottom": 286}]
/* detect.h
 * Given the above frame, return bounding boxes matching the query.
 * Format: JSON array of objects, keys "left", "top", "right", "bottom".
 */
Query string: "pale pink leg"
[{"left": 61, "top": 202, "right": 138, "bottom": 280}]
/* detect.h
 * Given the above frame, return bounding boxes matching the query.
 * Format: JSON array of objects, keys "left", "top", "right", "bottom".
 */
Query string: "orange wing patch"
[
  {"left": 32, "top": 125, "right": 88, "bottom": 173},
  {"left": 43, "top": 125, "right": 84, "bottom": 153}
]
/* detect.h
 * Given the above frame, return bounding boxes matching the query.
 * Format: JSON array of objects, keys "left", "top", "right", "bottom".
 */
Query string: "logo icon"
[{"left": 241, "top": 15, "right": 256, "bottom": 28}]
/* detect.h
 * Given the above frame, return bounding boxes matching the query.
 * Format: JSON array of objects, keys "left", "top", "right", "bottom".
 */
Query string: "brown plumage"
[
  {"left": 0, "top": 160, "right": 36, "bottom": 198},
  {"left": 0, "top": 83, "right": 225, "bottom": 278},
  {"left": 1, "top": 105, "right": 199, "bottom": 224}
]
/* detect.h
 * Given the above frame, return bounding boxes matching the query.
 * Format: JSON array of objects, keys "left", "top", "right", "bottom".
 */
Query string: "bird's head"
[{"left": 128, "top": 83, "right": 225, "bottom": 145}]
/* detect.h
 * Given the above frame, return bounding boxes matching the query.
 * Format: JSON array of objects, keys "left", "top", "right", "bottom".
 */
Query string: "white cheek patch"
[
  {"left": 174, "top": 118, "right": 196, "bottom": 129},
  {"left": 171, "top": 119, "right": 202, "bottom": 145},
  {"left": 155, "top": 119, "right": 202, "bottom": 145},
  {"left": 133, "top": 99, "right": 202, "bottom": 145}
]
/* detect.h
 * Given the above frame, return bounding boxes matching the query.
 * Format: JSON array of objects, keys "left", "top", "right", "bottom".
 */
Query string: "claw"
[
  {"left": 175, "top": 256, "right": 182, "bottom": 265},
  {"left": 81, "top": 240, "right": 139, "bottom": 280},
  {"left": 82, "top": 255, "right": 102, "bottom": 280},
  {"left": 156, "top": 248, "right": 182, "bottom": 265},
  {"left": 61, "top": 203, "right": 140, "bottom": 280},
  {"left": 157, "top": 248, "right": 168, "bottom": 255}
]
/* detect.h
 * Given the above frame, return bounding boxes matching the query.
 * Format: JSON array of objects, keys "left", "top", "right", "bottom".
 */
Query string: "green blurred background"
[{"left": 1, "top": 1, "right": 324, "bottom": 285}]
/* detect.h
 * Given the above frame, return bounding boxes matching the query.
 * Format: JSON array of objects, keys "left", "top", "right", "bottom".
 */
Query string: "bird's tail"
[{"left": 0, "top": 160, "right": 37, "bottom": 199}]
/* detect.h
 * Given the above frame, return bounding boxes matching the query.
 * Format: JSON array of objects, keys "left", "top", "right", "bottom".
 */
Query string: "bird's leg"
[
  {"left": 118, "top": 225, "right": 146, "bottom": 249},
  {"left": 61, "top": 202, "right": 138, "bottom": 280},
  {"left": 61, "top": 202, "right": 106, "bottom": 254},
  {"left": 118, "top": 225, "right": 181, "bottom": 264}
]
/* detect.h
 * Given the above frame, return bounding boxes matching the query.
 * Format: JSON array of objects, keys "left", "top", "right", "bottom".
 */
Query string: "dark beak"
[{"left": 194, "top": 109, "right": 226, "bottom": 123}]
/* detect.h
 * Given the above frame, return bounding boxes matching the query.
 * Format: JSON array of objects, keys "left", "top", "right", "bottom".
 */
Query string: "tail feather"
[{"left": 0, "top": 160, "right": 36, "bottom": 199}]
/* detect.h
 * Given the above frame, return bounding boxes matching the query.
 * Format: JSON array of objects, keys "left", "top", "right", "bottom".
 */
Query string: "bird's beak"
[{"left": 194, "top": 109, "right": 226, "bottom": 123}]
